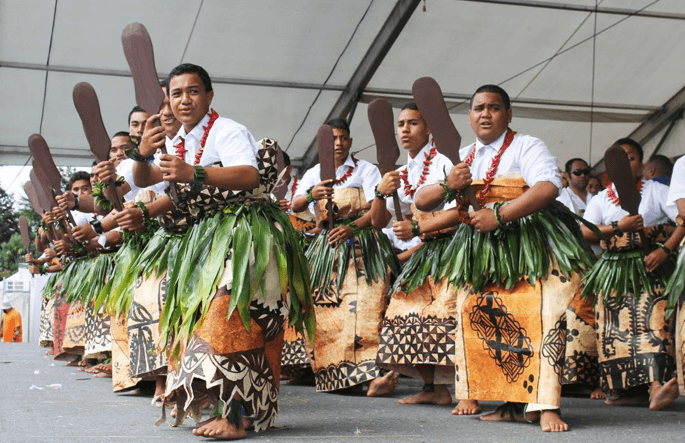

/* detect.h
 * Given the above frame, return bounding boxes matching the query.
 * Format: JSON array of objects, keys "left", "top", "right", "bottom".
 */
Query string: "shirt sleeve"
[
  {"left": 214, "top": 121, "right": 259, "bottom": 170},
  {"left": 667, "top": 157, "right": 685, "bottom": 206},
  {"left": 360, "top": 163, "right": 382, "bottom": 203},
  {"left": 517, "top": 136, "right": 562, "bottom": 190},
  {"left": 295, "top": 167, "right": 319, "bottom": 197},
  {"left": 583, "top": 191, "right": 605, "bottom": 225}
]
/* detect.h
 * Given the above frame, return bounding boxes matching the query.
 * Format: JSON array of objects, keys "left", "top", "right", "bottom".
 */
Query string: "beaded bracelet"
[
  {"left": 306, "top": 186, "right": 314, "bottom": 203},
  {"left": 655, "top": 242, "right": 671, "bottom": 254},
  {"left": 411, "top": 220, "right": 420, "bottom": 237},
  {"left": 136, "top": 201, "right": 149, "bottom": 218},
  {"left": 127, "top": 148, "right": 154, "bottom": 163},
  {"left": 374, "top": 184, "right": 387, "bottom": 200},
  {"left": 440, "top": 180, "right": 458, "bottom": 203},
  {"left": 347, "top": 220, "right": 361, "bottom": 237},
  {"left": 494, "top": 201, "right": 505, "bottom": 228}
]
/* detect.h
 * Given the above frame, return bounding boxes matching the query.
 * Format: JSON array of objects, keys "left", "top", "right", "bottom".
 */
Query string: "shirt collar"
[
  {"left": 172, "top": 113, "right": 211, "bottom": 145},
  {"left": 407, "top": 143, "right": 432, "bottom": 168},
  {"left": 342, "top": 153, "right": 356, "bottom": 169},
  {"left": 474, "top": 129, "right": 507, "bottom": 152}
]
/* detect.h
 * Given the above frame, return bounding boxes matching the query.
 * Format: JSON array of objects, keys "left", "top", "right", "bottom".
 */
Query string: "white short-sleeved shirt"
[
  {"left": 557, "top": 186, "right": 592, "bottom": 216},
  {"left": 387, "top": 143, "right": 454, "bottom": 221},
  {"left": 72, "top": 210, "right": 95, "bottom": 227},
  {"left": 667, "top": 156, "right": 685, "bottom": 207},
  {"left": 383, "top": 226, "right": 420, "bottom": 251},
  {"left": 117, "top": 159, "right": 168, "bottom": 201},
  {"left": 295, "top": 154, "right": 381, "bottom": 203},
  {"left": 458, "top": 130, "right": 562, "bottom": 189},
  {"left": 584, "top": 180, "right": 676, "bottom": 226}
]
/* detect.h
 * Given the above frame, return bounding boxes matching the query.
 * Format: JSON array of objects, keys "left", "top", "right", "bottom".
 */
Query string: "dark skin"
[{"left": 567, "top": 160, "right": 590, "bottom": 201}]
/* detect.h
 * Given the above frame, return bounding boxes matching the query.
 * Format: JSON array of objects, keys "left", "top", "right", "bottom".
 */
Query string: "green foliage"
[{"left": 0, "top": 233, "right": 25, "bottom": 276}]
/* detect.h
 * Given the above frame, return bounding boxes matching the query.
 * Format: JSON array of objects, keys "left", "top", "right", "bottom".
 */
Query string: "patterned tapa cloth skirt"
[
  {"left": 62, "top": 301, "right": 86, "bottom": 356},
  {"left": 377, "top": 276, "right": 455, "bottom": 384},
  {"left": 674, "top": 299, "right": 685, "bottom": 395},
  {"left": 84, "top": 303, "right": 112, "bottom": 359},
  {"left": 453, "top": 267, "right": 581, "bottom": 407},
  {"left": 310, "top": 256, "right": 390, "bottom": 392},
  {"left": 596, "top": 286, "right": 674, "bottom": 392},
  {"left": 39, "top": 297, "right": 55, "bottom": 348},
  {"left": 127, "top": 272, "right": 168, "bottom": 379},
  {"left": 164, "top": 247, "right": 287, "bottom": 432},
  {"left": 111, "top": 314, "right": 140, "bottom": 392},
  {"left": 281, "top": 325, "right": 312, "bottom": 379},
  {"left": 53, "top": 289, "right": 74, "bottom": 361},
  {"left": 561, "top": 292, "right": 599, "bottom": 387}
]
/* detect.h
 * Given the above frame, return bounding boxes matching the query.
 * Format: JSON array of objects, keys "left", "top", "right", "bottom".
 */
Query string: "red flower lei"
[
  {"left": 333, "top": 156, "right": 358, "bottom": 185},
  {"left": 464, "top": 128, "right": 516, "bottom": 205},
  {"left": 174, "top": 109, "right": 220, "bottom": 165},
  {"left": 400, "top": 146, "right": 437, "bottom": 198},
  {"left": 606, "top": 180, "right": 643, "bottom": 206},
  {"left": 288, "top": 175, "right": 299, "bottom": 207}
]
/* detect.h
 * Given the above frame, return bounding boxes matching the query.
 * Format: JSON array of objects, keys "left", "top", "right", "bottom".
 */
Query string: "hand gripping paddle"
[
  {"left": 604, "top": 145, "right": 648, "bottom": 249},
  {"left": 412, "top": 77, "right": 480, "bottom": 210},
  {"left": 317, "top": 125, "right": 335, "bottom": 229},
  {"left": 122, "top": 22, "right": 179, "bottom": 202},
  {"left": 368, "top": 98, "right": 404, "bottom": 221}
]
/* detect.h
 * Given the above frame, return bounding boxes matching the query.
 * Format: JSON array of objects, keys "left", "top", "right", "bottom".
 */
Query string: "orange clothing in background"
[{"left": 2, "top": 309, "right": 22, "bottom": 342}]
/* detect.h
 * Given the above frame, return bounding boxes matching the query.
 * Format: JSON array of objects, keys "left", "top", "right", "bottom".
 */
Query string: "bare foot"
[
  {"left": 192, "top": 417, "right": 246, "bottom": 440},
  {"left": 605, "top": 395, "right": 649, "bottom": 406},
  {"left": 154, "top": 376, "right": 166, "bottom": 398},
  {"left": 171, "top": 405, "right": 178, "bottom": 419},
  {"left": 66, "top": 359, "right": 80, "bottom": 367},
  {"left": 590, "top": 387, "right": 606, "bottom": 400},
  {"left": 479, "top": 402, "right": 530, "bottom": 423},
  {"left": 367, "top": 371, "right": 399, "bottom": 397},
  {"left": 650, "top": 378, "right": 679, "bottom": 410},
  {"left": 399, "top": 385, "right": 452, "bottom": 405},
  {"left": 452, "top": 399, "right": 481, "bottom": 415},
  {"left": 540, "top": 410, "right": 569, "bottom": 432}
]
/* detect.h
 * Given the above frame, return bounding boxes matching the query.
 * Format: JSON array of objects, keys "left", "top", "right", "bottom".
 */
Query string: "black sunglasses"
[{"left": 571, "top": 169, "right": 591, "bottom": 176}]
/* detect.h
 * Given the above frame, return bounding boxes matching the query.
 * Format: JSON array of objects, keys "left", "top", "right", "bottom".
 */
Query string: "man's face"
[
  {"left": 397, "top": 109, "right": 431, "bottom": 155},
  {"left": 468, "top": 92, "right": 512, "bottom": 145},
  {"left": 109, "top": 135, "right": 130, "bottom": 167},
  {"left": 70, "top": 179, "right": 92, "bottom": 199},
  {"left": 169, "top": 73, "right": 214, "bottom": 132},
  {"left": 332, "top": 128, "right": 352, "bottom": 163},
  {"left": 568, "top": 160, "right": 590, "bottom": 190},
  {"left": 129, "top": 111, "right": 149, "bottom": 137},
  {"left": 161, "top": 87, "right": 182, "bottom": 139},
  {"left": 621, "top": 144, "right": 643, "bottom": 180}
]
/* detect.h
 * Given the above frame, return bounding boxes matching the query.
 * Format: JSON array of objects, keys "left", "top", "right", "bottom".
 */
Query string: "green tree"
[
  {"left": 0, "top": 186, "right": 17, "bottom": 244},
  {"left": 0, "top": 232, "right": 24, "bottom": 277}
]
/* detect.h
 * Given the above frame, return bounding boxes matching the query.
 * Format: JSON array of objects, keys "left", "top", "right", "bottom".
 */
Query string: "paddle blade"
[
  {"left": 604, "top": 145, "right": 641, "bottom": 215},
  {"left": 412, "top": 77, "right": 461, "bottom": 164},
  {"left": 318, "top": 125, "right": 335, "bottom": 181},
  {"left": 368, "top": 98, "right": 400, "bottom": 171},
  {"left": 28, "top": 134, "right": 62, "bottom": 192},
  {"left": 19, "top": 216, "right": 30, "bottom": 253},
  {"left": 24, "top": 181, "right": 43, "bottom": 214},
  {"left": 30, "top": 167, "right": 56, "bottom": 210},
  {"left": 122, "top": 23, "right": 165, "bottom": 115},
  {"left": 73, "top": 82, "right": 111, "bottom": 163}
]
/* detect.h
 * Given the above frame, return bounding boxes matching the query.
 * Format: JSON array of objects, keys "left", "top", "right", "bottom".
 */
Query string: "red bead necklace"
[
  {"left": 288, "top": 175, "right": 299, "bottom": 208},
  {"left": 400, "top": 146, "right": 437, "bottom": 198},
  {"left": 174, "top": 109, "right": 220, "bottom": 165},
  {"left": 606, "top": 180, "right": 643, "bottom": 206},
  {"left": 333, "top": 156, "right": 358, "bottom": 185},
  {"left": 465, "top": 128, "right": 516, "bottom": 205}
]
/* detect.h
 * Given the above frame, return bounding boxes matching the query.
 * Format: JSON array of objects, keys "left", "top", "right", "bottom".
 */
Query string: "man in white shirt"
[{"left": 557, "top": 158, "right": 592, "bottom": 216}]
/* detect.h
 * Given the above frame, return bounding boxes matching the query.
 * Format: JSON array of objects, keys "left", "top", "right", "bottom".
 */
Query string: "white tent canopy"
[{"left": 2, "top": 0, "right": 685, "bottom": 176}]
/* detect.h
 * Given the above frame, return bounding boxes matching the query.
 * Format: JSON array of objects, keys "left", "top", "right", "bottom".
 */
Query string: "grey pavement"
[{"left": 1, "top": 343, "right": 685, "bottom": 442}]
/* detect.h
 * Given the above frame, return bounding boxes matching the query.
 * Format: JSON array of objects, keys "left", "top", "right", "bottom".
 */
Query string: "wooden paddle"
[
  {"left": 412, "top": 77, "right": 480, "bottom": 211},
  {"left": 29, "top": 171, "right": 63, "bottom": 239},
  {"left": 604, "top": 144, "right": 648, "bottom": 249},
  {"left": 121, "top": 23, "right": 180, "bottom": 202},
  {"left": 317, "top": 125, "right": 335, "bottom": 229},
  {"left": 368, "top": 98, "right": 403, "bottom": 221},
  {"left": 19, "top": 216, "right": 30, "bottom": 254},
  {"left": 24, "top": 179, "right": 45, "bottom": 214},
  {"left": 272, "top": 146, "right": 289, "bottom": 201}
]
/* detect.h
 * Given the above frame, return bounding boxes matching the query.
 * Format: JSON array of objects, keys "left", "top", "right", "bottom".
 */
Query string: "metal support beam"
[
  {"left": 298, "top": 0, "right": 421, "bottom": 173},
  {"left": 0, "top": 61, "right": 347, "bottom": 92},
  {"left": 460, "top": 0, "right": 685, "bottom": 21},
  {"left": 650, "top": 109, "right": 684, "bottom": 157}
]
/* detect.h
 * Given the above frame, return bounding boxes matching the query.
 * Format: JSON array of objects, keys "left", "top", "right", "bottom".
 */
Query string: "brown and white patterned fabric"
[
  {"left": 39, "top": 296, "right": 55, "bottom": 348},
  {"left": 281, "top": 325, "right": 312, "bottom": 380},
  {"left": 84, "top": 303, "right": 112, "bottom": 360},
  {"left": 53, "top": 287, "right": 76, "bottom": 361},
  {"left": 112, "top": 314, "right": 140, "bottom": 392},
  {"left": 128, "top": 272, "right": 169, "bottom": 379},
  {"left": 62, "top": 301, "right": 86, "bottom": 356},
  {"left": 561, "top": 292, "right": 599, "bottom": 387},
  {"left": 674, "top": 299, "right": 685, "bottom": 395}
]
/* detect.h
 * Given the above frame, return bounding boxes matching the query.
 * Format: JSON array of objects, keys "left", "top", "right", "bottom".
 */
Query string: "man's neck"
[{"left": 570, "top": 184, "right": 587, "bottom": 200}]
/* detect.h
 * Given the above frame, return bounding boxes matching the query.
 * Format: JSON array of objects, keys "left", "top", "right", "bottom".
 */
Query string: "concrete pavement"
[{"left": 1, "top": 343, "right": 684, "bottom": 442}]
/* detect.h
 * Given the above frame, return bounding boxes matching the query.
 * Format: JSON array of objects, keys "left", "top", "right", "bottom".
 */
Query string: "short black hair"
[
  {"left": 326, "top": 117, "right": 350, "bottom": 136},
  {"left": 565, "top": 157, "right": 588, "bottom": 173},
  {"left": 646, "top": 154, "right": 673, "bottom": 178},
  {"left": 128, "top": 106, "right": 147, "bottom": 125},
  {"left": 614, "top": 137, "right": 643, "bottom": 162},
  {"left": 471, "top": 84, "right": 511, "bottom": 110},
  {"left": 67, "top": 171, "right": 91, "bottom": 191},
  {"left": 281, "top": 150, "right": 291, "bottom": 167},
  {"left": 167, "top": 63, "right": 213, "bottom": 93},
  {"left": 401, "top": 102, "right": 419, "bottom": 111}
]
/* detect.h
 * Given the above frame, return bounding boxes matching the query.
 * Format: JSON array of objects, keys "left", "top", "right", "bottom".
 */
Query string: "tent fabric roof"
[{"left": 2, "top": 0, "right": 685, "bottom": 175}]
